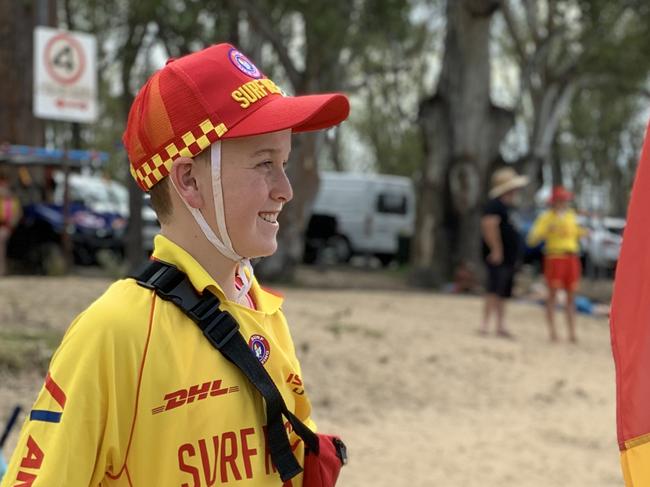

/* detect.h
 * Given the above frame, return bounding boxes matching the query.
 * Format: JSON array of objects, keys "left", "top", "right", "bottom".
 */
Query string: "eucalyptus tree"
[
  {"left": 500, "top": 0, "right": 650, "bottom": 201},
  {"left": 559, "top": 87, "right": 646, "bottom": 217},
  {"left": 351, "top": 3, "right": 435, "bottom": 177},
  {"left": 412, "top": 0, "right": 513, "bottom": 285}
]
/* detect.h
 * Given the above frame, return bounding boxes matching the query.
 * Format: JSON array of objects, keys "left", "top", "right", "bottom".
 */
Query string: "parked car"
[
  {"left": 8, "top": 174, "right": 161, "bottom": 273},
  {"left": 7, "top": 200, "right": 123, "bottom": 272},
  {"left": 581, "top": 216, "right": 625, "bottom": 275},
  {"left": 54, "top": 173, "right": 160, "bottom": 253},
  {"left": 303, "top": 172, "right": 415, "bottom": 266}
]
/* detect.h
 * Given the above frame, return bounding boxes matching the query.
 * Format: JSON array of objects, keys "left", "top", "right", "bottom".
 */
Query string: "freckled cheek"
[{"left": 227, "top": 192, "right": 267, "bottom": 223}]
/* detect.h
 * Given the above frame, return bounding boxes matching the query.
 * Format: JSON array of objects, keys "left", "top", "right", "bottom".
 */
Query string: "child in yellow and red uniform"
[
  {"left": 0, "top": 43, "right": 349, "bottom": 486},
  {"left": 527, "top": 186, "right": 588, "bottom": 343}
]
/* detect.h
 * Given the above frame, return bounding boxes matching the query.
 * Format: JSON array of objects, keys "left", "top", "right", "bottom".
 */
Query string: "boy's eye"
[{"left": 255, "top": 159, "right": 288, "bottom": 170}]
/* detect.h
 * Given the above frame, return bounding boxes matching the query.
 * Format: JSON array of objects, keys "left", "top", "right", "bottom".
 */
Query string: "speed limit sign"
[{"left": 33, "top": 26, "right": 97, "bottom": 122}]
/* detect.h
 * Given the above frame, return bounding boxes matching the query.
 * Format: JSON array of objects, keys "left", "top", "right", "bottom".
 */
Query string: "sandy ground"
[{"left": 0, "top": 271, "right": 621, "bottom": 486}]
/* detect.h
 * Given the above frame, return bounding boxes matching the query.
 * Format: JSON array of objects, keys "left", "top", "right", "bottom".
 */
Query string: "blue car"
[{"left": 7, "top": 201, "right": 125, "bottom": 273}]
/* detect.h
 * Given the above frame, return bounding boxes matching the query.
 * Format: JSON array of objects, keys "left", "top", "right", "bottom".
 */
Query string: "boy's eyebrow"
[
  {"left": 250, "top": 148, "right": 291, "bottom": 160},
  {"left": 250, "top": 148, "right": 280, "bottom": 157}
]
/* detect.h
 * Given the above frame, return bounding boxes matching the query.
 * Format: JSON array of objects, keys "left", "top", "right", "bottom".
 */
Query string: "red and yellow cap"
[
  {"left": 549, "top": 186, "right": 573, "bottom": 204},
  {"left": 123, "top": 43, "right": 350, "bottom": 191}
]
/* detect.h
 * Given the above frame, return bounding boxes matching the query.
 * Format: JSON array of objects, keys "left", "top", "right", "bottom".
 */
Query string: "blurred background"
[
  {"left": 2, "top": 0, "right": 648, "bottom": 281},
  {"left": 1, "top": 1, "right": 649, "bottom": 485}
]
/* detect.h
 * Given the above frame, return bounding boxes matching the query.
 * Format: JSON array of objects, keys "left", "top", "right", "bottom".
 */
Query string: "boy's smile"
[{"left": 258, "top": 209, "right": 281, "bottom": 224}]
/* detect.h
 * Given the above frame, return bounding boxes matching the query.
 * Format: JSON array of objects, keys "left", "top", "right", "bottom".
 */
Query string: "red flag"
[{"left": 611, "top": 120, "right": 650, "bottom": 484}]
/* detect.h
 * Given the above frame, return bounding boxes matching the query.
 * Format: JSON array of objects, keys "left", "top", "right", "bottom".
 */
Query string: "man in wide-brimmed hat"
[
  {"left": 527, "top": 186, "right": 588, "bottom": 343},
  {"left": 480, "top": 167, "right": 529, "bottom": 338}
]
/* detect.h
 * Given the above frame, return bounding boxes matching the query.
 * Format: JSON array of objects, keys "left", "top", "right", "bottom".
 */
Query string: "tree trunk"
[
  {"left": 412, "top": 0, "right": 513, "bottom": 286},
  {"left": 329, "top": 127, "right": 343, "bottom": 172},
  {"left": 0, "top": 0, "right": 53, "bottom": 145},
  {"left": 411, "top": 96, "right": 451, "bottom": 286},
  {"left": 121, "top": 19, "right": 147, "bottom": 272},
  {"left": 550, "top": 136, "right": 563, "bottom": 188},
  {"left": 610, "top": 163, "right": 630, "bottom": 217}
]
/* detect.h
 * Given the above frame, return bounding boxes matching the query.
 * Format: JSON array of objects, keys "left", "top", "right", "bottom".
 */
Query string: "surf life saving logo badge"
[
  {"left": 228, "top": 48, "right": 262, "bottom": 79},
  {"left": 249, "top": 334, "right": 270, "bottom": 364}
]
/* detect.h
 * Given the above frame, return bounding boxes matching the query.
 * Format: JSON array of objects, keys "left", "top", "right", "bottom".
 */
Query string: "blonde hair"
[{"left": 148, "top": 150, "right": 210, "bottom": 224}]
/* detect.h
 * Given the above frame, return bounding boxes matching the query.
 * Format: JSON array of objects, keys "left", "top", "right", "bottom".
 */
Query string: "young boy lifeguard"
[{"left": 0, "top": 43, "right": 349, "bottom": 486}]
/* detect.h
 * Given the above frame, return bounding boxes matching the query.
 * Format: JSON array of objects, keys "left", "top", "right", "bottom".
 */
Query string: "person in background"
[
  {"left": 527, "top": 186, "right": 588, "bottom": 343},
  {"left": 0, "top": 175, "right": 22, "bottom": 276},
  {"left": 480, "top": 167, "right": 529, "bottom": 338},
  {"left": 453, "top": 260, "right": 478, "bottom": 294}
]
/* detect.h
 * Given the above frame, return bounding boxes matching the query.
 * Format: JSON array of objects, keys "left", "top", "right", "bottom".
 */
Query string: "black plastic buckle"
[
  {"left": 138, "top": 264, "right": 185, "bottom": 297},
  {"left": 333, "top": 437, "right": 348, "bottom": 465},
  {"left": 144, "top": 266, "right": 202, "bottom": 311},
  {"left": 203, "top": 311, "right": 240, "bottom": 349},
  {"left": 188, "top": 293, "right": 221, "bottom": 322},
  {"left": 134, "top": 263, "right": 168, "bottom": 290}
]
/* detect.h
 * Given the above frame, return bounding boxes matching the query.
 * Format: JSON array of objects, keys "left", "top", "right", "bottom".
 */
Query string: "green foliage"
[
  {"left": 498, "top": 0, "right": 650, "bottom": 207},
  {"left": 229, "top": 0, "right": 436, "bottom": 174},
  {"left": 559, "top": 85, "right": 645, "bottom": 215},
  {"left": 35, "top": 0, "right": 650, "bottom": 189},
  {"left": 347, "top": 0, "right": 437, "bottom": 176},
  {"left": 353, "top": 110, "right": 425, "bottom": 176},
  {"left": 57, "top": 0, "right": 434, "bottom": 177},
  {"left": 574, "top": 1, "right": 650, "bottom": 87},
  {"left": 561, "top": 1, "right": 650, "bottom": 211}
]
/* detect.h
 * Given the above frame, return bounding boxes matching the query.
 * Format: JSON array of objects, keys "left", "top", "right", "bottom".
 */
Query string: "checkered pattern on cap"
[{"left": 128, "top": 119, "right": 228, "bottom": 190}]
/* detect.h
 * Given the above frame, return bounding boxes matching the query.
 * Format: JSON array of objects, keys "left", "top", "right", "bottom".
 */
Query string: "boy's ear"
[{"left": 169, "top": 157, "right": 205, "bottom": 209}]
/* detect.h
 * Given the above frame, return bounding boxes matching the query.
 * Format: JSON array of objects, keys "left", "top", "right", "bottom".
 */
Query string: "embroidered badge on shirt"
[{"left": 248, "top": 334, "right": 270, "bottom": 364}]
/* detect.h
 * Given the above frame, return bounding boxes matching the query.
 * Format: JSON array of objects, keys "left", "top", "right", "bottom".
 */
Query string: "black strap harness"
[{"left": 133, "top": 260, "right": 343, "bottom": 482}]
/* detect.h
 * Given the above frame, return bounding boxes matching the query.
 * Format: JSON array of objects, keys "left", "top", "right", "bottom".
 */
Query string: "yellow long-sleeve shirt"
[
  {"left": 1, "top": 235, "right": 313, "bottom": 486},
  {"left": 527, "top": 209, "right": 586, "bottom": 255}
]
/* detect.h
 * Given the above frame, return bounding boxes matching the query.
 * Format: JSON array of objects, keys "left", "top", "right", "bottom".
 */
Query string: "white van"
[{"left": 304, "top": 172, "right": 415, "bottom": 266}]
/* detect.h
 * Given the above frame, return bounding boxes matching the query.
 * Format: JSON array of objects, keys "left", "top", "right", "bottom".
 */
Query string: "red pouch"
[{"left": 302, "top": 434, "right": 347, "bottom": 487}]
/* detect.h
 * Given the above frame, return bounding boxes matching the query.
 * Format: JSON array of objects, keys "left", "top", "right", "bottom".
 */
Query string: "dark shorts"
[{"left": 485, "top": 263, "right": 515, "bottom": 298}]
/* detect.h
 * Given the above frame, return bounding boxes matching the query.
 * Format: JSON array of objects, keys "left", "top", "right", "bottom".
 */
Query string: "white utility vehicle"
[{"left": 304, "top": 172, "right": 416, "bottom": 266}]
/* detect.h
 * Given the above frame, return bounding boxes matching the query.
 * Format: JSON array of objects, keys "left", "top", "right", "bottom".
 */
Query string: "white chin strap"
[{"left": 171, "top": 142, "right": 254, "bottom": 302}]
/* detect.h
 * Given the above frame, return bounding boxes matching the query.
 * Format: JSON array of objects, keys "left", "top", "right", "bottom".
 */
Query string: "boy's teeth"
[{"left": 259, "top": 213, "right": 277, "bottom": 223}]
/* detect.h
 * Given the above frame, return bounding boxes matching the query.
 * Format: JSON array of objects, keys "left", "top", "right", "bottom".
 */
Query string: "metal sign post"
[{"left": 33, "top": 26, "right": 97, "bottom": 271}]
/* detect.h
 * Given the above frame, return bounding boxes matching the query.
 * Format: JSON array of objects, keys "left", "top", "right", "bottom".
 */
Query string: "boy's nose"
[{"left": 272, "top": 169, "right": 293, "bottom": 204}]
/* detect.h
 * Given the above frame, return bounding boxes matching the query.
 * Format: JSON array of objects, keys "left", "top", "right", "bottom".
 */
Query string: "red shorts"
[{"left": 544, "top": 255, "right": 581, "bottom": 290}]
